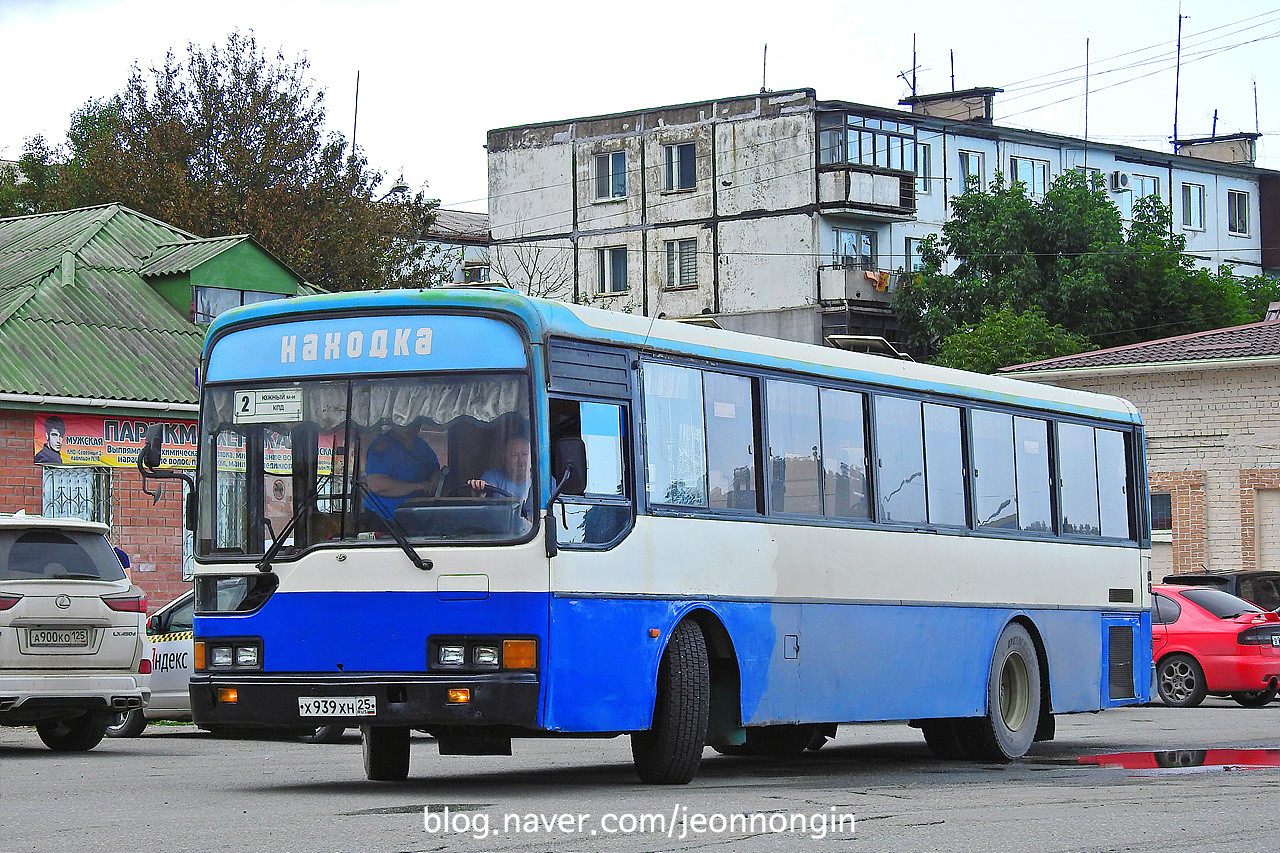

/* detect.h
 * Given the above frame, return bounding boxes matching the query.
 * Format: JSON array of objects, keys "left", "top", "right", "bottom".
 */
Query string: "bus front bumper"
[{"left": 190, "top": 672, "right": 540, "bottom": 731}]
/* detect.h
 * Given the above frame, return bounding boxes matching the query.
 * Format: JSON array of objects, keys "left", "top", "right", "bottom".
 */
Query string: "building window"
[
  {"left": 1228, "top": 189, "right": 1250, "bottom": 235},
  {"left": 904, "top": 237, "right": 928, "bottom": 272},
  {"left": 663, "top": 143, "right": 697, "bottom": 192},
  {"left": 665, "top": 238, "right": 698, "bottom": 288},
  {"left": 594, "top": 151, "right": 627, "bottom": 200},
  {"left": 834, "top": 228, "right": 876, "bottom": 270},
  {"left": 958, "top": 150, "right": 984, "bottom": 190},
  {"left": 1010, "top": 156, "right": 1049, "bottom": 198},
  {"left": 42, "top": 466, "right": 111, "bottom": 523},
  {"left": 915, "top": 142, "right": 932, "bottom": 193},
  {"left": 1133, "top": 174, "right": 1159, "bottom": 199},
  {"left": 193, "top": 287, "right": 282, "bottom": 324},
  {"left": 1150, "top": 492, "right": 1172, "bottom": 542},
  {"left": 597, "top": 246, "right": 628, "bottom": 294},
  {"left": 461, "top": 264, "right": 490, "bottom": 283},
  {"left": 818, "top": 113, "right": 916, "bottom": 172},
  {"left": 1182, "top": 183, "right": 1205, "bottom": 230}
]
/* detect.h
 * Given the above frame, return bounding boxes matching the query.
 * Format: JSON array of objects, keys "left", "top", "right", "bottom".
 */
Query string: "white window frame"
[
  {"left": 664, "top": 238, "right": 698, "bottom": 289},
  {"left": 594, "top": 151, "right": 627, "bottom": 201},
  {"left": 1182, "top": 183, "right": 1205, "bottom": 230},
  {"left": 904, "top": 237, "right": 928, "bottom": 272},
  {"left": 958, "top": 150, "right": 984, "bottom": 191},
  {"left": 833, "top": 228, "right": 877, "bottom": 270},
  {"left": 1132, "top": 174, "right": 1159, "bottom": 200},
  {"left": 1228, "top": 189, "right": 1250, "bottom": 236},
  {"left": 597, "top": 246, "right": 628, "bottom": 294},
  {"left": 915, "top": 142, "right": 932, "bottom": 193},
  {"left": 1010, "top": 156, "right": 1049, "bottom": 198},
  {"left": 663, "top": 143, "right": 697, "bottom": 192}
]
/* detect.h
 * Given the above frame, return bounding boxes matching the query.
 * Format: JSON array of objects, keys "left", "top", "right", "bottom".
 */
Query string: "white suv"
[{"left": 0, "top": 513, "right": 149, "bottom": 751}]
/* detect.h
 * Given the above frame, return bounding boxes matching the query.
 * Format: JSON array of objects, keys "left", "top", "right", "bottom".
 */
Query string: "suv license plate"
[
  {"left": 298, "top": 696, "right": 376, "bottom": 717},
  {"left": 29, "top": 628, "right": 89, "bottom": 647}
]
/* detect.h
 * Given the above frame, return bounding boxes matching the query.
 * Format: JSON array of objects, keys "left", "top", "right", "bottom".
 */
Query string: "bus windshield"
[{"left": 197, "top": 371, "right": 532, "bottom": 559}]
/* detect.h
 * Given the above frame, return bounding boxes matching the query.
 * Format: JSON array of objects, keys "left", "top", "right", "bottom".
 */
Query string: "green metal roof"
[
  {"left": 142, "top": 235, "right": 257, "bottom": 277},
  {"left": 0, "top": 204, "right": 208, "bottom": 405}
]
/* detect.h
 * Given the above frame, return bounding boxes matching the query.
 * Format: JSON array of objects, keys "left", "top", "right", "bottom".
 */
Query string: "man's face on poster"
[{"left": 45, "top": 426, "right": 63, "bottom": 451}]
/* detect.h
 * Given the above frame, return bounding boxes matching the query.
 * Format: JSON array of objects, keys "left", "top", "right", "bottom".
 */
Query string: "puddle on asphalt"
[{"left": 1077, "top": 749, "right": 1280, "bottom": 771}]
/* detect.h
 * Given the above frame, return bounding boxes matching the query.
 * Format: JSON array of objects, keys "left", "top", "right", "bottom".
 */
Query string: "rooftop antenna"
[
  {"left": 912, "top": 34, "right": 917, "bottom": 97},
  {"left": 351, "top": 70, "right": 360, "bottom": 154},
  {"left": 1083, "top": 37, "right": 1090, "bottom": 170},
  {"left": 1255, "top": 78, "right": 1261, "bottom": 133},
  {"left": 760, "top": 43, "right": 768, "bottom": 93},
  {"left": 1173, "top": 8, "right": 1185, "bottom": 152},
  {"left": 950, "top": 49, "right": 955, "bottom": 91},
  {"left": 1211, "top": 108, "right": 1218, "bottom": 139}
]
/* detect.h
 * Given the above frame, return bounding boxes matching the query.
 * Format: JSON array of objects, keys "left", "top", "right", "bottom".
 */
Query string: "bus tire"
[
  {"left": 1156, "top": 654, "right": 1206, "bottom": 707},
  {"left": 958, "top": 622, "right": 1041, "bottom": 762},
  {"left": 631, "top": 619, "right": 710, "bottom": 784},
  {"left": 920, "top": 719, "right": 967, "bottom": 760},
  {"left": 37, "top": 710, "right": 110, "bottom": 752},
  {"left": 362, "top": 725, "right": 410, "bottom": 781},
  {"left": 105, "top": 708, "right": 148, "bottom": 738}
]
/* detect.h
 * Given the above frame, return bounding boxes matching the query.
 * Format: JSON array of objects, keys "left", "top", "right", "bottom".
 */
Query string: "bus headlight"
[
  {"left": 472, "top": 645, "right": 500, "bottom": 668},
  {"left": 439, "top": 645, "right": 466, "bottom": 667},
  {"left": 195, "top": 638, "right": 263, "bottom": 671}
]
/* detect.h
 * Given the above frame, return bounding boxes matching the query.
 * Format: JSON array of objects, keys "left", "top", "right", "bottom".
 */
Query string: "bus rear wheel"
[
  {"left": 631, "top": 619, "right": 710, "bottom": 784},
  {"left": 362, "top": 725, "right": 410, "bottom": 781},
  {"left": 957, "top": 622, "right": 1041, "bottom": 762}
]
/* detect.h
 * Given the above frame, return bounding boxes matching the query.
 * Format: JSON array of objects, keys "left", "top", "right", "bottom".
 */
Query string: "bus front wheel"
[
  {"left": 362, "top": 725, "right": 410, "bottom": 781},
  {"left": 631, "top": 619, "right": 710, "bottom": 784},
  {"left": 957, "top": 622, "right": 1041, "bottom": 762}
]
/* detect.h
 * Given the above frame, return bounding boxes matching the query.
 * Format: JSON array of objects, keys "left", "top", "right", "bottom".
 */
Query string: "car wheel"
[
  {"left": 36, "top": 710, "right": 111, "bottom": 752},
  {"left": 1157, "top": 654, "right": 1207, "bottom": 707},
  {"left": 630, "top": 619, "right": 710, "bottom": 784},
  {"left": 105, "top": 708, "right": 148, "bottom": 738},
  {"left": 299, "top": 724, "right": 347, "bottom": 744},
  {"left": 1230, "top": 686, "right": 1278, "bottom": 707}
]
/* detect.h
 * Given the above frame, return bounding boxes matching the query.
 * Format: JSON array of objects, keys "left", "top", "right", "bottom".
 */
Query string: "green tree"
[
  {"left": 0, "top": 137, "right": 62, "bottom": 217},
  {"left": 933, "top": 307, "right": 1092, "bottom": 373},
  {"left": 2, "top": 32, "right": 441, "bottom": 291},
  {"left": 895, "top": 170, "right": 1254, "bottom": 358}
]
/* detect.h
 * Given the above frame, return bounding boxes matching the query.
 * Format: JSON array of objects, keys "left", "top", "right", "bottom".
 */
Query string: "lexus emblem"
[{"left": 54, "top": 595, "right": 71, "bottom": 609}]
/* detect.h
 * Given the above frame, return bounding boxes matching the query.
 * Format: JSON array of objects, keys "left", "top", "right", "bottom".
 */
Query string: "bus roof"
[{"left": 206, "top": 287, "right": 1140, "bottom": 424}]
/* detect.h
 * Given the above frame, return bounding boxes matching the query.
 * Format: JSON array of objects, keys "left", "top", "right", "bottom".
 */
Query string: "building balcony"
[
  {"left": 817, "top": 166, "right": 917, "bottom": 221},
  {"left": 818, "top": 265, "right": 912, "bottom": 305}
]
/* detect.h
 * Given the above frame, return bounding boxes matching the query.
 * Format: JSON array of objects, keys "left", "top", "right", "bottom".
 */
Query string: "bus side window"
[{"left": 551, "top": 399, "right": 633, "bottom": 547}]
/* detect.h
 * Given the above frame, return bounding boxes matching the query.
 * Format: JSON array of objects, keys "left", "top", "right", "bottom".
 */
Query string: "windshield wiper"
[
  {"left": 257, "top": 477, "right": 329, "bottom": 573},
  {"left": 353, "top": 480, "right": 432, "bottom": 571}
]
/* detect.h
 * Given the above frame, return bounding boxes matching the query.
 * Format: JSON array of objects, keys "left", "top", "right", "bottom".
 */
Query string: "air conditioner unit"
[{"left": 1110, "top": 171, "right": 1132, "bottom": 192}]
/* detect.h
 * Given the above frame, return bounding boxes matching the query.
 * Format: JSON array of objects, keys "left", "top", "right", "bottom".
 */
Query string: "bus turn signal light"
[
  {"left": 446, "top": 688, "right": 471, "bottom": 704},
  {"left": 193, "top": 641, "right": 205, "bottom": 670},
  {"left": 502, "top": 639, "right": 536, "bottom": 669},
  {"left": 216, "top": 687, "right": 238, "bottom": 704}
]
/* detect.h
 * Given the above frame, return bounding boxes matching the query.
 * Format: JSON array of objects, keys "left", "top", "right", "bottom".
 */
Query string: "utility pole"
[
  {"left": 352, "top": 70, "right": 361, "bottom": 154},
  {"left": 1173, "top": 9, "right": 1185, "bottom": 152}
]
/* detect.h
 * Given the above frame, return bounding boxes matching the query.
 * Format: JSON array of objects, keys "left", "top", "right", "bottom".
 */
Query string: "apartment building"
[{"left": 486, "top": 87, "right": 1276, "bottom": 350}]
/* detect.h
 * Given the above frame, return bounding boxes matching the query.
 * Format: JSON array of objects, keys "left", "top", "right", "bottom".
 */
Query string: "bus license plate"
[
  {"left": 298, "top": 696, "right": 376, "bottom": 717},
  {"left": 29, "top": 628, "right": 89, "bottom": 647}
]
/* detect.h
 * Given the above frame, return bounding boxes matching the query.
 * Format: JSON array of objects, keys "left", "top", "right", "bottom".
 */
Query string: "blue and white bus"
[{"left": 140, "top": 285, "right": 1150, "bottom": 783}]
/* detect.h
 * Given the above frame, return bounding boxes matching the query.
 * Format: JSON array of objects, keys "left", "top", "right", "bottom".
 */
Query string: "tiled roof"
[
  {"left": 0, "top": 204, "right": 206, "bottom": 405},
  {"left": 427, "top": 209, "right": 489, "bottom": 243},
  {"left": 1001, "top": 319, "right": 1280, "bottom": 374}
]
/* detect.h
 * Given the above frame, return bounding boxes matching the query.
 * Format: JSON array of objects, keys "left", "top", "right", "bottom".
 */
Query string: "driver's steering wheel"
[{"left": 449, "top": 483, "right": 515, "bottom": 498}]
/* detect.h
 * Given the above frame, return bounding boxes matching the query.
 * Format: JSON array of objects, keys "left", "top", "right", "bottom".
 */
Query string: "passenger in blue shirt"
[
  {"left": 468, "top": 435, "right": 532, "bottom": 516},
  {"left": 363, "top": 425, "right": 441, "bottom": 521}
]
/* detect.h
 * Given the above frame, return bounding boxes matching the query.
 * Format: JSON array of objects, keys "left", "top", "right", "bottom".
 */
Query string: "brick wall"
[
  {"left": 0, "top": 407, "right": 191, "bottom": 611},
  {"left": 1029, "top": 364, "right": 1280, "bottom": 573}
]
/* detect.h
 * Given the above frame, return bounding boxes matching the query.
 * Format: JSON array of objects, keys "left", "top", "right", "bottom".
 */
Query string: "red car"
[{"left": 1152, "top": 584, "right": 1280, "bottom": 707}]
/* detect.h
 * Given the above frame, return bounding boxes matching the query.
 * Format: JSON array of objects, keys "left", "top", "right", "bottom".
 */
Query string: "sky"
[{"left": 2, "top": 0, "right": 1278, "bottom": 213}]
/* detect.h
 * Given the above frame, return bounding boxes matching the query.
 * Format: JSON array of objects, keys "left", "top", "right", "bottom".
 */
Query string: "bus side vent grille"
[
  {"left": 1108, "top": 625, "right": 1135, "bottom": 700},
  {"left": 1108, "top": 588, "right": 1134, "bottom": 603},
  {"left": 547, "top": 339, "right": 632, "bottom": 399}
]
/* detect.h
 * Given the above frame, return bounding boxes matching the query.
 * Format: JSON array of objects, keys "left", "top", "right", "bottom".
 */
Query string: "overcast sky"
[{"left": 2, "top": 0, "right": 1277, "bottom": 213}]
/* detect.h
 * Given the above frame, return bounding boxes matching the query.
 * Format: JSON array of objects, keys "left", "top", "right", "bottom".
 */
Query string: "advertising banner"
[{"left": 33, "top": 414, "right": 198, "bottom": 469}]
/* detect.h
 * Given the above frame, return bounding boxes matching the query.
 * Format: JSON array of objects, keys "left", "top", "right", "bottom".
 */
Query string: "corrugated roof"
[
  {"left": 427, "top": 209, "right": 489, "bottom": 243},
  {"left": 1002, "top": 319, "right": 1280, "bottom": 374},
  {"left": 140, "top": 235, "right": 249, "bottom": 276},
  {"left": 0, "top": 204, "right": 207, "bottom": 404}
]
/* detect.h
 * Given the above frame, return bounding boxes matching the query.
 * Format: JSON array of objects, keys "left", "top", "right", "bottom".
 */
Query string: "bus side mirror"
[
  {"left": 140, "top": 424, "right": 164, "bottom": 470},
  {"left": 552, "top": 438, "right": 587, "bottom": 496},
  {"left": 136, "top": 422, "right": 196, "bottom": 507}
]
